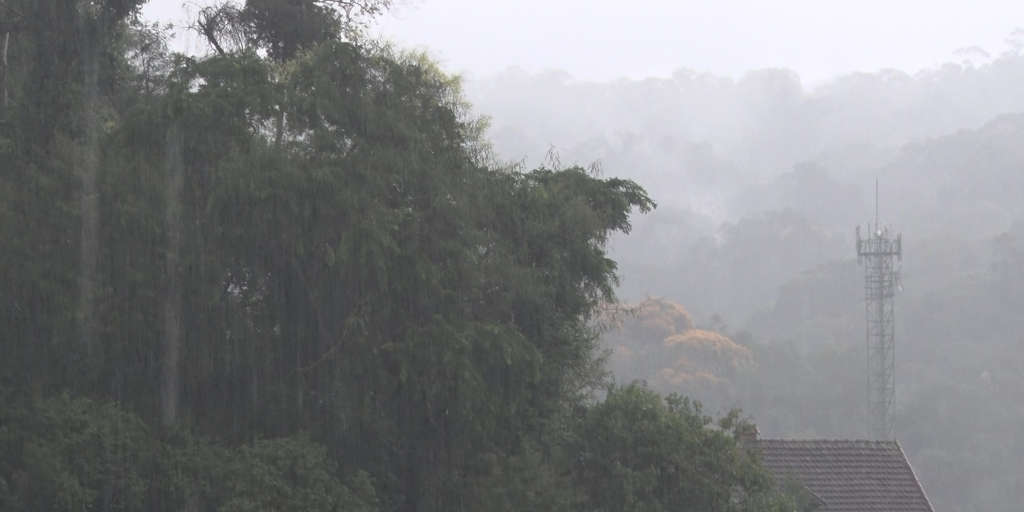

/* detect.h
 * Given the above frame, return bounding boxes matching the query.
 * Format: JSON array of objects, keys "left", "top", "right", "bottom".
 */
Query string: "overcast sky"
[{"left": 143, "top": 0, "right": 1024, "bottom": 85}]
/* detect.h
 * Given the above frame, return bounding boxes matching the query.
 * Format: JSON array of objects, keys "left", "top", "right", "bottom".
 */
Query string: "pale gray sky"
[{"left": 143, "top": 0, "right": 1024, "bottom": 85}]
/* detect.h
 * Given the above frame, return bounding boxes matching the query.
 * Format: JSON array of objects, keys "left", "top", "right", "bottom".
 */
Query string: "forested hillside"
[
  {"left": 465, "top": 51, "right": 1024, "bottom": 512},
  {"left": 0, "top": 1, "right": 807, "bottom": 511}
]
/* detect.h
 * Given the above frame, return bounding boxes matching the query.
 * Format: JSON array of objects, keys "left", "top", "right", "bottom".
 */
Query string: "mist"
[
  {"left": 442, "top": 24, "right": 1024, "bottom": 512},
  {"left": 376, "top": 0, "right": 1024, "bottom": 84},
  {"left": 3, "top": 1, "right": 1023, "bottom": 511},
  {"left": 396, "top": 7, "right": 1024, "bottom": 510}
]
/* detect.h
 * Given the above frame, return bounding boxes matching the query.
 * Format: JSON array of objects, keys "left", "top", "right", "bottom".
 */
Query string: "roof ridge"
[
  {"left": 758, "top": 437, "right": 899, "bottom": 443},
  {"left": 894, "top": 440, "right": 936, "bottom": 512}
]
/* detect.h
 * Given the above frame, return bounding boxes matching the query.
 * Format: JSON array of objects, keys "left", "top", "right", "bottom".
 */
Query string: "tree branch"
[{"left": 196, "top": 9, "right": 227, "bottom": 57}]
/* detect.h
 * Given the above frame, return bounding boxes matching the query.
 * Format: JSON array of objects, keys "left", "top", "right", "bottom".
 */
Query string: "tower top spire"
[{"left": 875, "top": 177, "right": 879, "bottom": 232}]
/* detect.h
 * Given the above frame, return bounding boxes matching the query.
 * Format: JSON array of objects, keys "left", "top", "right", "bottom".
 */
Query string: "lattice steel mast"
[{"left": 856, "top": 179, "right": 901, "bottom": 440}]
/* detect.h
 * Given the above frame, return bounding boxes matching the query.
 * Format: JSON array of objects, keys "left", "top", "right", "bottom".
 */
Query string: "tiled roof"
[{"left": 753, "top": 439, "right": 934, "bottom": 512}]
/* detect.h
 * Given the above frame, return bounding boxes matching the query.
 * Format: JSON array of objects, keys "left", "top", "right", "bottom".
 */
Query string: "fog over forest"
[
  {"left": 459, "top": 45, "right": 1024, "bottom": 512},
  {"left": 4, "top": 1, "right": 1024, "bottom": 511}
]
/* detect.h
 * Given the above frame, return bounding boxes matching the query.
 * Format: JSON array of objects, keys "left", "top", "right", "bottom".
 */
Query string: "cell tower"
[{"left": 856, "top": 180, "right": 901, "bottom": 440}]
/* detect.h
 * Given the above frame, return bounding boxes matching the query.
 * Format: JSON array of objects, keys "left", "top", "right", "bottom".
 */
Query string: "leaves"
[
  {"left": 570, "top": 383, "right": 791, "bottom": 512},
  {"left": 0, "top": 4, "right": 806, "bottom": 512}
]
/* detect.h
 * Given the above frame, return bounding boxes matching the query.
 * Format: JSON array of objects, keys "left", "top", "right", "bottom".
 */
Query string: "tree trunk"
[
  {"left": 161, "top": 122, "right": 185, "bottom": 427},
  {"left": 1, "top": 30, "right": 9, "bottom": 109},
  {"left": 0, "top": 0, "right": 8, "bottom": 110},
  {"left": 274, "top": 101, "right": 285, "bottom": 147},
  {"left": 79, "top": 25, "right": 99, "bottom": 358}
]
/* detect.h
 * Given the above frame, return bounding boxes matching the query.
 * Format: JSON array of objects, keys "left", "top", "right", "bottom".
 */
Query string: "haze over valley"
[
  {"left": 2, "top": 2, "right": 1023, "bottom": 511},
  {"left": 448, "top": 20, "right": 1024, "bottom": 512}
]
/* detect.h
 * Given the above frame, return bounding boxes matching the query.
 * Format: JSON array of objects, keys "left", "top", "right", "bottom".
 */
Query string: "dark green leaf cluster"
[
  {"left": 569, "top": 384, "right": 796, "bottom": 512},
  {"left": 0, "top": 391, "right": 377, "bottom": 511},
  {"left": 0, "top": 3, "right": 793, "bottom": 511}
]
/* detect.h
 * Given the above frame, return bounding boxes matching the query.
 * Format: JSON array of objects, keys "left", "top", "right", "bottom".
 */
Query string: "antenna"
[
  {"left": 874, "top": 177, "right": 879, "bottom": 232},
  {"left": 856, "top": 180, "right": 901, "bottom": 440}
]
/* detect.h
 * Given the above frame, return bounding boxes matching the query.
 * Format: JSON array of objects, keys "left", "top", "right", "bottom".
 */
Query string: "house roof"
[{"left": 752, "top": 439, "right": 934, "bottom": 512}]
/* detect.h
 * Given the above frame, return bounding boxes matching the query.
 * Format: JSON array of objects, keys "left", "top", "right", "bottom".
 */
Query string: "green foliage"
[
  {"left": 195, "top": 0, "right": 394, "bottom": 59},
  {"left": 569, "top": 383, "right": 792, "bottom": 512},
  {"left": 0, "top": 392, "right": 380, "bottom": 512},
  {"left": 217, "top": 436, "right": 378, "bottom": 512},
  {"left": 0, "top": 393, "right": 154, "bottom": 511},
  {"left": 0, "top": 3, "right": 803, "bottom": 512},
  {"left": 463, "top": 446, "right": 577, "bottom": 512}
]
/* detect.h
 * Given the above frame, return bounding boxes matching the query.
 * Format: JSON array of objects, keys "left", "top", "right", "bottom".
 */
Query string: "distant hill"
[{"left": 538, "top": 60, "right": 1024, "bottom": 512}]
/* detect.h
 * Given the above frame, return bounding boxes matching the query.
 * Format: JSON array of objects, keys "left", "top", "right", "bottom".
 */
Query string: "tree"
[
  {"left": 2, "top": 8, "right": 660, "bottom": 506},
  {"left": 196, "top": 0, "right": 393, "bottom": 58},
  {"left": 570, "top": 383, "right": 795, "bottom": 512},
  {"left": 0, "top": 3, "right": 829, "bottom": 511},
  {"left": 602, "top": 298, "right": 752, "bottom": 404}
]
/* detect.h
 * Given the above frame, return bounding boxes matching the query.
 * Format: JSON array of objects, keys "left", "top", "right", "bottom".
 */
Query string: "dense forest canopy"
[
  {"left": 459, "top": 37, "right": 1024, "bottom": 512},
  {"left": 0, "top": 1, "right": 805, "bottom": 511},
  {"left": 5, "top": 1, "right": 1023, "bottom": 511}
]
